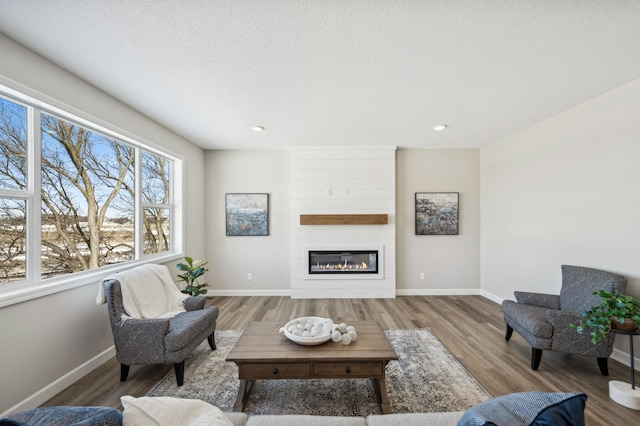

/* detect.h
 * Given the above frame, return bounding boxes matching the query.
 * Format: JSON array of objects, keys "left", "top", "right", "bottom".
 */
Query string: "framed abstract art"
[
  {"left": 225, "top": 193, "right": 269, "bottom": 236},
  {"left": 415, "top": 192, "right": 459, "bottom": 235}
]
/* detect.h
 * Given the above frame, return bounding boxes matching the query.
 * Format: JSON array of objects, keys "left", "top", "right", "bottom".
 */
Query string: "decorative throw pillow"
[
  {"left": 457, "top": 392, "right": 587, "bottom": 426},
  {"left": 121, "top": 395, "right": 233, "bottom": 426},
  {"left": 0, "top": 406, "right": 122, "bottom": 426}
]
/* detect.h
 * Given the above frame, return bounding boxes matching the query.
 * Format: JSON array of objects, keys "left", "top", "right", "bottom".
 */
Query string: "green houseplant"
[
  {"left": 571, "top": 290, "right": 640, "bottom": 344},
  {"left": 176, "top": 256, "right": 209, "bottom": 296}
]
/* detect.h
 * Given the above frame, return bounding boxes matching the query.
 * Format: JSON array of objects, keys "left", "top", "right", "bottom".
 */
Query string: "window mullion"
[
  {"left": 172, "top": 155, "right": 182, "bottom": 254},
  {"left": 27, "top": 107, "right": 41, "bottom": 283},
  {"left": 134, "top": 147, "right": 142, "bottom": 259}
]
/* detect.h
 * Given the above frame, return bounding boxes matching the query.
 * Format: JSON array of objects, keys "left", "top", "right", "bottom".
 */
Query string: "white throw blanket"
[{"left": 96, "top": 264, "right": 190, "bottom": 319}]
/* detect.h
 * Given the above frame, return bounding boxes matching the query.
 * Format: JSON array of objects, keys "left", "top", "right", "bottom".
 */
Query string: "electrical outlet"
[
  {"left": 247, "top": 273, "right": 253, "bottom": 281},
  {"left": 419, "top": 272, "right": 425, "bottom": 280}
]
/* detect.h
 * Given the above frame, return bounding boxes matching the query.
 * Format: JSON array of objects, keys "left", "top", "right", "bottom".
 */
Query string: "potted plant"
[
  {"left": 176, "top": 256, "right": 209, "bottom": 296},
  {"left": 571, "top": 290, "right": 640, "bottom": 344}
]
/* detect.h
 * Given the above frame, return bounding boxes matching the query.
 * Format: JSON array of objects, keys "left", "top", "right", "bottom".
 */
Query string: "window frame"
[{"left": 0, "top": 82, "right": 184, "bottom": 307}]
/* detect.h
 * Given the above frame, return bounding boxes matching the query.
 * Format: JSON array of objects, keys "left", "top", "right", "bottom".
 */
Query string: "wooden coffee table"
[{"left": 226, "top": 320, "right": 398, "bottom": 413}]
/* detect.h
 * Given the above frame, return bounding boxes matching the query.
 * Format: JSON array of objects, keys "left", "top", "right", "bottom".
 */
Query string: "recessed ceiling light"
[
  {"left": 433, "top": 124, "right": 448, "bottom": 131},
  {"left": 251, "top": 125, "right": 265, "bottom": 132}
]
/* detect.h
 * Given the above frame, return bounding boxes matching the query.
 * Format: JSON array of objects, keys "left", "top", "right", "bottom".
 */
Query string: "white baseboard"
[
  {"left": 1, "top": 346, "right": 116, "bottom": 418},
  {"left": 480, "top": 289, "right": 504, "bottom": 304},
  {"left": 611, "top": 347, "right": 640, "bottom": 373},
  {"left": 207, "top": 289, "right": 291, "bottom": 297},
  {"left": 395, "top": 288, "right": 482, "bottom": 296},
  {"left": 211, "top": 288, "right": 489, "bottom": 297}
]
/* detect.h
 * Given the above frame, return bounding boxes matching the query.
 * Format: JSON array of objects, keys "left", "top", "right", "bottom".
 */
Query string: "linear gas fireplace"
[
  {"left": 303, "top": 245, "right": 384, "bottom": 280},
  {"left": 309, "top": 250, "right": 378, "bottom": 274}
]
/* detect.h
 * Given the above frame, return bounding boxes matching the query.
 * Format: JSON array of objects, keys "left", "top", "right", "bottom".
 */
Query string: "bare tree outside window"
[
  {"left": 0, "top": 97, "right": 28, "bottom": 282},
  {"left": 0, "top": 199, "right": 26, "bottom": 282},
  {"left": 141, "top": 152, "right": 170, "bottom": 254},
  {"left": 40, "top": 114, "right": 136, "bottom": 278},
  {"left": 0, "top": 98, "right": 27, "bottom": 191}
]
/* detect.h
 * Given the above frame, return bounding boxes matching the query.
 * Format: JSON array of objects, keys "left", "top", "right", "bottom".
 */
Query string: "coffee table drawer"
[
  {"left": 313, "top": 362, "right": 383, "bottom": 377},
  {"left": 240, "top": 363, "right": 310, "bottom": 379}
]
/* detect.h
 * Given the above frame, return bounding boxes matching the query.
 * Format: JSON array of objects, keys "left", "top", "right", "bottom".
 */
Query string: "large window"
[{"left": 0, "top": 90, "right": 179, "bottom": 288}]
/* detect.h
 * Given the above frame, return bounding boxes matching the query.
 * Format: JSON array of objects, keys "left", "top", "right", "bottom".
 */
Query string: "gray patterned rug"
[{"left": 147, "top": 329, "right": 490, "bottom": 416}]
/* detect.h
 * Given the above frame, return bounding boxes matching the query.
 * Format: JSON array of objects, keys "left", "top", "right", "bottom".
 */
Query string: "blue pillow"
[
  {"left": 0, "top": 406, "right": 122, "bottom": 426},
  {"left": 457, "top": 392, "right": 587, "bottom": 426}
]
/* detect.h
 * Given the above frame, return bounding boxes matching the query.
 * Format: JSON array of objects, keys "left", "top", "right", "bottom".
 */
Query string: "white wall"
[
  {"left": 396, "top": 149, "right": 481, "bottom": 294},
  {"left": 480, "top": 78, "right": 640, "bottom": 360},
  {"left": 289, "top": 147, "right": 396, "bottom": 298},
  {"left": 0, "top": 34, "right": 206, "bottom": 415},
  {"left": 204, "top": 150, "right": 290, "bottom": 295}
]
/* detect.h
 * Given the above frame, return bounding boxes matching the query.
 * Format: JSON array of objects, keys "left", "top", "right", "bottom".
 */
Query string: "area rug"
[{"left": 147, "top": 329, "right": 490, "bottom": 416}]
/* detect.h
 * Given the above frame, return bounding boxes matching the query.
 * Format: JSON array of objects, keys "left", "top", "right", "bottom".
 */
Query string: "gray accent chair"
[
  {"left": 502, "top": 264, "right": 626, "bottom": 375},
  {"left": 103, "top": 279, "right": 219, "bottom": 386}
]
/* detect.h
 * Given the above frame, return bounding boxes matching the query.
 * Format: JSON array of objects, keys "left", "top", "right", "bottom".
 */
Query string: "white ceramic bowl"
[{"left": 279, "top": 316, "right": 333, "bottom": 346}]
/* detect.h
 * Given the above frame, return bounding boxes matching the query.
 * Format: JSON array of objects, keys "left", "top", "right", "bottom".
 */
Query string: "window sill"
[{"left": 0, "top": 253, "right": 183, "bottom": 308}]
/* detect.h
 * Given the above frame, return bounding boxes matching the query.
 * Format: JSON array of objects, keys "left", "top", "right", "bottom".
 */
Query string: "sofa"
[
  {"left": 0, "top": 408, "right": 464, "bottom": 426},
  {"left": 237, "top": 412, "right": 464, "bottom": 426},
  {"left": 0, "top": 392, "right": 588, "bottom": 426}
]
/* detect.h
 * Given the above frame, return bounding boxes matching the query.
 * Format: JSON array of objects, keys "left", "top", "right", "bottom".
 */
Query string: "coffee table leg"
[
  {"left": 373, "top": 377, "right": 393, "bottom": 414},
  {"left": 233, "top": 379, "right": 255, "bottom": 412}
]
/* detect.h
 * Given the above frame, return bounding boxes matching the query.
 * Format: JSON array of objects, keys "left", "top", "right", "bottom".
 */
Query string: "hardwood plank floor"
[{"left": 43, "top": 296, "right": 639, "bottom": 425}]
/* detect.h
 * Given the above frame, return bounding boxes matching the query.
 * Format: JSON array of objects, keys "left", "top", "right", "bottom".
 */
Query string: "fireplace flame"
[{"left": 308, "top": 250, "right": 376, "bottom": 274}]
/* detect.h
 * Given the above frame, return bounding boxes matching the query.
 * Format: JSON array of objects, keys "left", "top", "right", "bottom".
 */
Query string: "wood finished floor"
[{"left": 44, "top": 296, "right": 639, "bottom": 425}]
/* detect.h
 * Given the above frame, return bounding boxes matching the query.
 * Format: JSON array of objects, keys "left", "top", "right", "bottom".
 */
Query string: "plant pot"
[{"left": 611, "top": 318, "right": 639, "bottom": 333}]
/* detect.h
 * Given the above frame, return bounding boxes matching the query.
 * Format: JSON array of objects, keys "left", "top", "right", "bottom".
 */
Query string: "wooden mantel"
[{"left": 300, "top": 214, "right": 388, "bottom": 225}]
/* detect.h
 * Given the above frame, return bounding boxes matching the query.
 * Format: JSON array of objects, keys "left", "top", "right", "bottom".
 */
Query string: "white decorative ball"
[
  {"left": 331, "top": 330, "right": 342, "bottom": 342},
  {"left": 341, "top": 333, "right": 352, "bottom": 345},
  {"left": 339, "top": 323, "right": 348, "bottom": 333},
  {"left": 347, "top": 330, "right": 358, "bottom": 341},
  {"left": 346, "top": 326, "right": 355, "bottom": 332}
]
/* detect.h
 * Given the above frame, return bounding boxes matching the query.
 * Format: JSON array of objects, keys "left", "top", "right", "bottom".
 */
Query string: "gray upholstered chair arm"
[
  {"left": 113, "top": 318, "right": 170, "bottom": 361},
  {"left": 184, "top": 296, "right": 206, "bottom": 311},
  {"left": 545, "top": 309, "right": 579, "bottom": 329},
  {"left": 514, "top": 291, "right": 560, "bottom": 309},
  {"left": 546, "top": 310, "right": 614, "bottom": 356}
]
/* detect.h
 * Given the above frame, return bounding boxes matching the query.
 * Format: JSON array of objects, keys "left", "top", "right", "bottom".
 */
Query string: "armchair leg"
[
  {"left": 175, "top": 361, "right": 185, "bottom": 386},
  {"left": 531, "top": 348, "right": 543, "bottom": 370},
  {"left": 505, "top": 324, "right": 513, "bottom": 341},
  {"left": 207, "top": 331, "right": 216, "bottom": 350},
  {"left": 120, "top": 364, "right": 130, "bottom": 382},
  {"left": 597, "top": 357, "right": 609, "bottom": 376}
]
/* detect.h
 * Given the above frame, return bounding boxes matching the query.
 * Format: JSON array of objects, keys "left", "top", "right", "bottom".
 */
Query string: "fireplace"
[
  {"left": 303, "top": 245, "right": 384, "bottom": 280},
  {"left": 309, "top": 250, "right": 378, "bottom": 275}
]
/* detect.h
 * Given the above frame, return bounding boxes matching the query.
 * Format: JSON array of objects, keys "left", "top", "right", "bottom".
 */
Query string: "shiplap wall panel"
[
  {"left": 290, "top": 147, "right": 396, "bottom": 298},
  {"left": 289, "top": 179, "right": 395, "bottom": 190},
  {"left": 290, "top": 169, "right": 395, "bottom": 181}
]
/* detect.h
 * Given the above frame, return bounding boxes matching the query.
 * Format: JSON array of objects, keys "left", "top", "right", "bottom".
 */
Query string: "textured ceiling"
[{"left": 1, "top": 1, "right": 640, "bottom": 150}]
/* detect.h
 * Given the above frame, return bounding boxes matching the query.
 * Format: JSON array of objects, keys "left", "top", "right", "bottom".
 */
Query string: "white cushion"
[
  {"left": 121, "top": 395, "right": 233, "bottom": 426},
  {"left": 246, "top": 414, "right": 366, "bottom": 426},
  {"left": 367, "top": 412, "right": 464, "bottom": 426}
]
